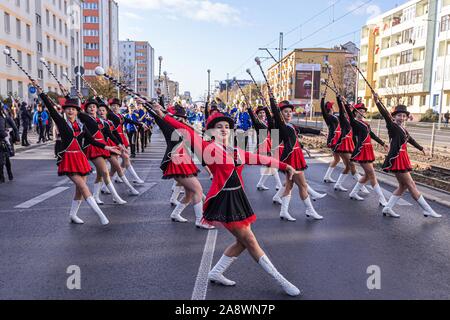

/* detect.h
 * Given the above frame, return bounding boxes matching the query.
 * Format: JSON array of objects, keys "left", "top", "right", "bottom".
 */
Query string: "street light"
[{"left": 207, "top": 69, "right": 211, "bottom": 100}]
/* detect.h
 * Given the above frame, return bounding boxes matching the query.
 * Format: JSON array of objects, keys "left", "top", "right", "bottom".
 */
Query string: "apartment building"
[
  {"left": 119, "top": 40, "right": 155, "bottom": 98},
  {"left": 358, "top": 0, "right": 450, "bottom": 116},
  {"left": 0, "top": 0, "right": 82, "bottom": 101},
  {"left": 267, "top": 47, "right": 356, "bottom": 115},
  {"left": 82, "top": 0, "right": 118, "bottom": 77}
]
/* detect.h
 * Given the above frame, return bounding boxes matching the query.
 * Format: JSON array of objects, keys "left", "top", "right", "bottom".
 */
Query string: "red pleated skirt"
[
  {"left": 329, "top": 129, "right": 341, "bottom": 149},
  {"left": 85, "top": 131, "right": 110, "bottom": 160},
  {"left": 279, "top": 144, "right": 307, "bottom": 171},
  {"left": 352, "top": 143, "right": 375, "bottom": 163},
  {"left": 163, "top": 161, "right": 200, "bottom": 179},
  {"left": 118, "top": 128, "right": 130, "bottom": 148},
  {"left": 58, "top": 140, "right": 92, "bottom": 176},
  {"left": 384, "top": 144, "right": 412, "bottom": 173},
  {"left": 335, "top": 132, "right": 355, "bottom": 153}
]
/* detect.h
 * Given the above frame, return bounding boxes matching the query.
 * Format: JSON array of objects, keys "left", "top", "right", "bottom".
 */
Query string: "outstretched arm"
[
  {"left": 370, "top": 131, "right": 385, "bottom": 147},
  {"left": 39, "top": 93, "right": 65, "bottom": 128},
  {"left": 373, "top": 94, "right": 393, "bottom": 126},
  {"left": 321, "top": 98, "right": 332, "bottom": 125},
  {"left": 408, "top": 135, "right": 424, "bottom": 152}
]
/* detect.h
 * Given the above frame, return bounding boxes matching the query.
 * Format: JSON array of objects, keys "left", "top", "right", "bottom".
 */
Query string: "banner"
[{"left": 294, "top": 64, "right": 321, "bottom": 100}]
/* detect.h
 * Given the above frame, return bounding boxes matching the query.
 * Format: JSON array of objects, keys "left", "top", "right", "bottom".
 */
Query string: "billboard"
[{"left": 294, "top": 64, "right": 321, "bottom": 100}]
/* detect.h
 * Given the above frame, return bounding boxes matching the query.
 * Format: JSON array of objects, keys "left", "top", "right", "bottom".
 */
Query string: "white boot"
[
  {"left": 303, "top": 197, "right": 323, "bottom": 220},
  {"left": 280, "top": 196, "right": 296, "bottom": 222},
  {"left": 354, "top": 173, "right": 370, "bottom": 194},
  {"left": 101, "top": 183, "right": 111, "bottom": 195},
  {"left": 93, "top": 182, "right": 104, "bottom": 205},
  {"left": 382, "top": 195, "right": 401, "bottom": 218},
  {"left": 127, "top": 165, "right": 145, "bottom": 184},
  {"left": 120, "top": 175, "right": 140, "bottom": 196},
  {"left": 273, "top": 187, "right": 284, "bottom": 205},
  {"left": 170, "top": 186, "right": 182, "bottom": 206},
  {"left": 274, "top": 171, "right": 283, "bottom": 191},
  {"left": 113, "top": 172, "right": 123, "bottom": 184},
  {"left": 170, "top": 202, "right": 188, "bottom": 223},
  {"left": 86, "top": 196, "right": 110, "bottom": 225},
  {"left": 323, "top": 166, "right": 336, "bottom": 183},
  {"left": 194, "top": 202, "right": 215, "bottom": 229},
  {"left": 349, "top": 183, "right": 364, "bottom": 201},
  {"left": 334, "top": 174, "right": 348, "bottom": 192},
  {"left": 208, "top": 255, "right": 237, "bottom": 286},
  {"left": 307, "top": 185, "right": 327, "bottom": 201},
  {"left": 106, "top": 183, "right": 127, "bottom": 205},
  {"left": 69, "top": 200, "right": 84, "bottom": 224},
  {"left": 417, "top": 196, "right": 442, "bottom": 218},
  {"left": 258, "top": 255, "right": 301, "bottom": 297},
  {"left": 257, "top": 175, "right": 270, "bottom": 191},
  {"left": 373, "top": 184, "right": 387, "bottom": 207}
]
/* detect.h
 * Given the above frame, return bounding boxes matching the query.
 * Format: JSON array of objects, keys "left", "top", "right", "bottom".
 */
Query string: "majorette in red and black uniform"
[
  {"left": 320, "top": 98, "right": 341, "bottom": 150},
  {"left": 334, "top": 96, "right": 355, "bottom": 153},
  {"left": 106, "top": 98, "right": 135, "bottom": 148},
  {"left": 247, "top": 106, "right": 274, "bottom": 156},
  {"left": 96, "top": 99, "right": 123, "bottom": 148},
  {"left": 40, "top": 94, "right": 108, "bottom": 176},
  {"left": 269, "top": 98, "right": 321, "bottom": 171},
  {"left": 343, "top": 103, "right": 386, "bottom": 163},
  {"left": 79, "top": 98, "right": 111, "bottom": 160},
  {"left": 375, "top": 102, "right": 424, "bottom": 173},
  {"left": 151, "top": 100, "right": 200, "bottom": 180},
  {"left": 161, "top": 112, "right": 289, "bottom": 230}
]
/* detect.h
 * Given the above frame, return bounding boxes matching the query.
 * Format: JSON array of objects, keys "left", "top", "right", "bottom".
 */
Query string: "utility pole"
[
  {"left": 278, "top": 32, "right": 284, "bottom": 100},
  {"left": 226, "top": 73, "right": 229, "bottom": 104}
]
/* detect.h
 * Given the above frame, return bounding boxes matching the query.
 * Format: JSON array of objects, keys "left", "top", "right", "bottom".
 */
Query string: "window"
[
  {"left": 441, "top": 15, "right": 450, "bottom": 32},
  {"left": 38, "top": 69, "right": 44, "bottom": 79},
  {"left": 47, "top": 36, "right": 51, "bottom": 50},
  {"left": 65, "top": 23, "right": 67, "bottom": 37},
  {"left": 59, "top": 19, "right": 62, "bottom": 33},
  {"left": 36, "top": 14, "right": 41, "bottom": 25},
  {"left": 54, "top": 39, "right": 57, "bottom": 54},
  {"left": 83, "top": 16, "right": 99, "bottom": 23},
  {"left": 53, "top": 15, "right": 56, "bottom": 29},
  {"left": 7, "top": 80, "right": 13, "bottom": 94},
  {"left": 407, "top": 96, "right": 413, "bottom": 106},
  {"left": 17, "top": 50, "right": 22, "bottom": 65},
  {"left": 18, "top": 81, "right": 23, "bottom": 98},
  {"left": 64, "top": 1, "right": 67, "bottom": 13},
  {"left": 433, "top": 94, "right": 440, "bottom": 106},
  {"left": 84, "top": 56, "right": 100, "bottom": 63},
  {"left": 26, "top": 0, "right": 30, "bottom": 13},
  {"left": 83, "top": 2, "right": 98, "bottom": 9},
  {"left": 65, "top": 45, "right": 68, "bottom": 59},
  {"left": 4, "top": 12, "right": 11, "bottom": 33},
  {"left": 83, "top": 29, "right": 99, "bottom": 36},
  {"left": 16, "top": 18, "right": 21, "bottom": 38},
  {"left": 5, "top": 46, "right": 11, "bottom": 66},
  {"left": 400, "top": 49, "right": 413, "bottom": 64},
  {"left": 37, "top": 41, "right": 42, "bottom": 53},
  {"left": 26, "top": 24, "right": 31, "bottom": 42},
  {"left": 27, "top": 54, "right": 32, "bottom": 71},
  {"left": 84, "top": 43, "right": 99, "bottom": 50},
  {"left": 402, "top": 6, "right": 416, "bottom": 23},
  {"left": 420, "top": 95, "right": 426, "bottom": 106},
  {"left": 46, "top": 9, "right": 50, "bottom": 26}
]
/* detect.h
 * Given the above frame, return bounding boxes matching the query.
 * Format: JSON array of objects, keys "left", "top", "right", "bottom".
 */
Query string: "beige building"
[
  {"left": 267, "top": 47, "right": 356, "bottom": 115},
  {"left": 1, "top": 0, "right": 82, "bottom": 102},
  {"left": 358, "top": 0, "right": 450, "bottom": 116}
]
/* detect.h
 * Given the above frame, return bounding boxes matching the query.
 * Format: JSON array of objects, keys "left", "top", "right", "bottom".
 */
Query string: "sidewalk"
[
  {"left": 13, "top": 131, "right": 53, "bottom": 154},
  {"left": 309, "top": 150, "right": 450, "bottom": 208}
]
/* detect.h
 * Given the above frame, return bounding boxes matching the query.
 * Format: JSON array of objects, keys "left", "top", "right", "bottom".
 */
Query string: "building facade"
[
  {"left": 267, "top": 47, "right": 356, "bottom": 114},
  {"left": 358, "top": 0, "right": 450, "bottom": 116},
  {"left": 0, "top": 0, "right": 82, "bottom": 102},
  {"left": 82, "top": 0, "right": 118, "bottom": 77},
  {"left": 119, "top": 40, "right": 155, "bottom": 98}
]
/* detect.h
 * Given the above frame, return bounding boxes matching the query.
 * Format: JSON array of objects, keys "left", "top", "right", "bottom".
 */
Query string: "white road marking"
[
  {"left": 15, "top": 187, "right": 70, "bottom": 209},
  {"left": 53, "top": 177, "right": 70, "bottom": 187},
  {"left": 191, "top": 229, "right": 218, "bottom": 300}
]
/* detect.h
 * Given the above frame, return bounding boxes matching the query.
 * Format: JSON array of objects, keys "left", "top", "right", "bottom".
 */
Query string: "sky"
[{"left": 117, "top": 0, "right": 399, "bottom": 100}]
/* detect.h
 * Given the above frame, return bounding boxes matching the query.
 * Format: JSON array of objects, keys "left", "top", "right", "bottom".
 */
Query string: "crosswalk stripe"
[{"left": 15, "top": 187, "right": 70, "bottom": 209}]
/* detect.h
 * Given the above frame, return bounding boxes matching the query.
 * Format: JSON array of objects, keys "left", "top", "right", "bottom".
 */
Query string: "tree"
[{"left": 87, "top": 67, "right": 124, "bottom": 99}]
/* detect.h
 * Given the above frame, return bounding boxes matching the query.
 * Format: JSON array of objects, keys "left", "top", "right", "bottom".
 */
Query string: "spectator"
[
  {"left": 445, "top": 111, "right": 450, "bottom": 127},
  {"left": 33, "top": 104, "right": 49, "bottom": 143},
  {"left": 20, "top": 102, "right": 32, "bottom": 146},
  {"left": 0, "top": 106, "right": 19, "bottom": 182}
]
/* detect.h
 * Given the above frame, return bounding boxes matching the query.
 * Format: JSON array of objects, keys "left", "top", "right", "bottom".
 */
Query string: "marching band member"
[
  {"left": 39, "top": 94, "right": 119, "bottom": 225},
  {"left": 373, "top": 94, "right": 441, "bottom": 219},
  {"left": 150, "top": 103, "right": 301, "bottom": 297},
  {"left": 269, "top": 99, "right": 325, "bottom": 222},
  {"left": 97, "top": 99, "right": 140, "bottom": 200},
  {"left": 247, "top": 105, "right": 282, "bottom": 191},
  {"left": 342, "top": 100, "right": 388, "bottom": 206},
  {"left": 320, "top": 97, "right": 341, "bottom": 183},
  {"left": 80, "top": 98, "right": 127, "bottom": 205}
]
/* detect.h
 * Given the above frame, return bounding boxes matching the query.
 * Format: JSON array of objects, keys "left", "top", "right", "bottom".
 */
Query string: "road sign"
[
  {"left": 74, "top": 66, "right": 85, "bottom": 76},
  {"left": 28, "top": 86, "right": 37, "bottom": 95}
]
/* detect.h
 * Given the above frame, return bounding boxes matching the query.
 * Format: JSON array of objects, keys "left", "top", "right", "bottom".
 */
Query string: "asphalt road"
[{"left": 0, "top": 131, "right": 449, "bottom": 300}]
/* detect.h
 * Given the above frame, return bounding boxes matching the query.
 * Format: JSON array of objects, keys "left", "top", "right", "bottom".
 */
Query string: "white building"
[
  {"left": 358, "top": 0, "right": 450, "bottom": 116},
  {"left": 0, "top": 0, "right": 83, "bottom": 102},
  {"left": 119, "top": 40, "right": 155, "bottom": 98}
]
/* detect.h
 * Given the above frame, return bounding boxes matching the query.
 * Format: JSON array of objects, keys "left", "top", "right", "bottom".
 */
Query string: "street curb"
[{"left": 14, "top": 141, "right": 52, "bottom": 154}]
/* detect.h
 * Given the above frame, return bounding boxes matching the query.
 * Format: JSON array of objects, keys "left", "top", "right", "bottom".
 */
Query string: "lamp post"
[
  {"left": 438, "top": 25, "right": 449, "bottom": 130},
  {"left": 207, "top": 69, "right": 211, "bottom": 100}
]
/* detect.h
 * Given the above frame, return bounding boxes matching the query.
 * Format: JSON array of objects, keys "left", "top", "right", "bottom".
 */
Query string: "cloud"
[
  {"left": 348, "top": 1, "right": 381, "bottom": 18},
  {"left": 121, "top": 11, "right": 144, "bottom": 20},
  {"left": 116, "top": 0, "right": 241, "bottom": 25}
]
